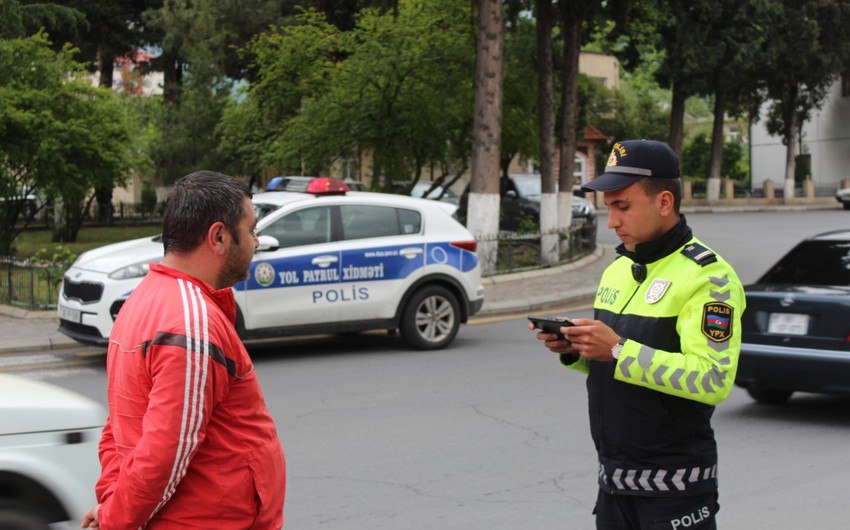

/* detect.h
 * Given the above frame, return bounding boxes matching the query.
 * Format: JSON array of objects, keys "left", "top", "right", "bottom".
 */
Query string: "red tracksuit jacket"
[{"left": 95, "top": 263, "right": 286, "bottom": 529}]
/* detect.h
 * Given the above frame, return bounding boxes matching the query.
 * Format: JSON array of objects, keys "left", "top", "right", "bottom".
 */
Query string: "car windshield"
[
  {"left": 758, "top": 239, "right": 850, "bottom": 285},
  {"left": 511, "top": 176, "right": 540, "bottom": 198},
  {"left": 253, "top": 203, "right": 279, "bottom": 221},
  {"left": 411, "top": 183, "right": 456, "bottom": 199}
]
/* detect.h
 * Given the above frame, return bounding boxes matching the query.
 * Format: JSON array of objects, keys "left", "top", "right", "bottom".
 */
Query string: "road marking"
[
  {"left": 0, "top": 358, "right": 100, "bottom": 373},
  {"left": 16, "top": 366, "right": 99, "bottom": 380},
  {"left": 0, "top": 353, "right": 63, "bottom": 368},
  {"left": 468, "top": 303, "right": 594, "bottom": 325}
]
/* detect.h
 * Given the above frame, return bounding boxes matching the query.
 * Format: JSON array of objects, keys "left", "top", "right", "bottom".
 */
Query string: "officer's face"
[{"left": 603, "top": 182, "right": 668, "bottom": 251}]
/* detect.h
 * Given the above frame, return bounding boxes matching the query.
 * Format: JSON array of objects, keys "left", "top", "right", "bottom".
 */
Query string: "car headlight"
[{"left": 109, "top": 260, "right": 156, "bottom": 280}]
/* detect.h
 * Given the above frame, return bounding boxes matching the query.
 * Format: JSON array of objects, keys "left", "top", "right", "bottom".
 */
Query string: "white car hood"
[
  {"left": 73, "top": 235, "right": 164, "bottom": 274},
  {"left": 0, "top": 374, "right": 106, "bottom": 435}
]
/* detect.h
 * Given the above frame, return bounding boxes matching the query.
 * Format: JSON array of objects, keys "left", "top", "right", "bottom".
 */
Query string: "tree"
[
  {"left": 469, "top": 0, "right": 504, "bottom": 274},
  {"left": 244, "top": 1, "right": 475, "bottom": 191},
  {"left": 0, "top": 34, "right": 132, "bottom": 251},
  {"left": 143, "top": 0, "right": 288, "bottom": 183},
  {"left": 535, "top": 0, "right": 557, "bottom": 265},
  {"left": 556, "top": 1, "right": 604, "bottom": 257},
  {"left": 0, "top": 0, "right": 84, "bottom": 39},
  {"left": 754, "top": 0, "right": 850, "bottom": 200}
]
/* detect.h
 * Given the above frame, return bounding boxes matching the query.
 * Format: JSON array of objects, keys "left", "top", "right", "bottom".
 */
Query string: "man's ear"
[
  {"left": 207, "top": 221, "right": 229, "bottom": 256},
  {"left": 658, "top": 190, "right": 675, "bottom": 216}
]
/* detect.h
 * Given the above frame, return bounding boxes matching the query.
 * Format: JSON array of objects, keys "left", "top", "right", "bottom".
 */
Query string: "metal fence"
[
  {"left": 486, "top": 221, "right": 597, "bottom": 276},
  {"left": 0, "top": 256, "right": 67, "bottom": 310},
  {"left": 23, "top": 201, "right": 161, "bottom": 229}
]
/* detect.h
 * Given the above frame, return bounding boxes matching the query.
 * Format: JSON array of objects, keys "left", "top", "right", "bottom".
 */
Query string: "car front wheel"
[
  {"left": 400, "top": 285, "right": 460, "bottom": 350},
  {"left": 843, "top": 201, "right": 850, "bottom": 210}
]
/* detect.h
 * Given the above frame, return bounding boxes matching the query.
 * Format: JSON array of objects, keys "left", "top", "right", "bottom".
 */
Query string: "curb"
[
  {"left": 0, "top": 336, "right": 78, "bottom": 355},
  {"left": 476, "top": 246, "right": 607, "bottom": 317},
  {"left": 0, "top": 304, "right": 57, "bottom": 320}
]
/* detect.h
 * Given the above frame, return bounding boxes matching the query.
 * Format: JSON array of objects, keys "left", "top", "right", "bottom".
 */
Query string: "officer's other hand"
[
  {"left": 528, "top": 322, "right": 577, "bottom": 354},
  {"left": 562, "top": 318, "right": 619, "bottom": 361}
]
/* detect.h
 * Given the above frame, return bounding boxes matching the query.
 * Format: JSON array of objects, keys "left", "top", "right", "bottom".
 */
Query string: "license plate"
[
  {"left": 58, "top": 305, "right": 82, "bottom": 324},
  {"left": 768, "top": 312, "right": 809, "bottom": 335}
]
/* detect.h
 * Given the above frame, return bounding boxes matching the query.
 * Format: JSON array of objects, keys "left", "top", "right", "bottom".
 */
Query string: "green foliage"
[
  {"left": 32, "top": 244, "right": 78, "bottom": 266},
  {"left": 501, "top": 17, "right": 539, "bottom": 172},
  {"left": 246, "top": 0, "right": 475, "bottom": 187},
  {"left": 0, "top": 33, "right": 133, "bottom": 250},
  {"left": 0, "top": 0, "right": 85, "bottom": 39},
  {"left": 140, "top": 186, "right": 157, "bottom": 213},
  {"left": 681, "top": 133, "right": 747, "bottom": 183}
]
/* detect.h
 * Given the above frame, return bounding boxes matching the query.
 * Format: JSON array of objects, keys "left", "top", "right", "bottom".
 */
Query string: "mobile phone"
[{"left": 527, "top": 315, "right": 575, "bottom": 340}]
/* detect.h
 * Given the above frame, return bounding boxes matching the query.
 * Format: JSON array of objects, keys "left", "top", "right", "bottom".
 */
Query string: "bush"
[{"left": 141, "top": 187, "right": 157, "bottom": 214}]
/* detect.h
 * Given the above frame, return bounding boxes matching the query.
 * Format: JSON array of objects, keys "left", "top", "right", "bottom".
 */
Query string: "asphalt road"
[{"left": 18, "top": 209, "right": 850, "bottom": 529}]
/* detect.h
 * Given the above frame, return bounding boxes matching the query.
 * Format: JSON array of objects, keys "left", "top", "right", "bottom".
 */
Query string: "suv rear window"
[{"left": 758, "top": 240, "right": 850, "bottom": 285}]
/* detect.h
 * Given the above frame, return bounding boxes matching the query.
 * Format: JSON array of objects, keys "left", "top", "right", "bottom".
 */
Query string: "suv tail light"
[{"left": 451, "top": 240, "right": 477, "bottom": 253}]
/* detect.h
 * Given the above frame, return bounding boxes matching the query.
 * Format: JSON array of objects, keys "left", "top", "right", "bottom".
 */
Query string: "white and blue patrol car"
[{"left": 58, "top": 179, "right": 484, "bottom": 350}]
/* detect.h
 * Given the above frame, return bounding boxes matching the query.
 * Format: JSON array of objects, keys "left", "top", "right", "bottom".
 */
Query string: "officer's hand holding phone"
[{"left": 528, "top": 315, "right": 579, "bottom": 354}]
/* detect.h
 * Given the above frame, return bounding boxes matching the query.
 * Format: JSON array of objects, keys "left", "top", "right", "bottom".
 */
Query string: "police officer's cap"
[{"left": 582, "top": 139, "right": 679, "bottom": 192}]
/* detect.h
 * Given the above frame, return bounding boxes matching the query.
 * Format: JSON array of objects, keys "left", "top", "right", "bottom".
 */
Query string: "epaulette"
[{"left": 681, "top": 242, "right": 717, "bottom": 266}]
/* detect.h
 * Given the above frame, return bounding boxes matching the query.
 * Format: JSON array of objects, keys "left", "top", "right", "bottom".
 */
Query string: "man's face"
[
  {"left": 219, "top": 197, "right": 258, "bottom": 288},
  {"left": 603, "top": 182, "right": 666, "bottom": 252}
]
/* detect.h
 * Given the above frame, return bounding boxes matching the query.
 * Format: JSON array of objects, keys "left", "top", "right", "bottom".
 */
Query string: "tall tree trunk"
[
  {"left": 557, "top": 13, "right": 580, "bottom": 258},
  {"left": 706, "top": 90, "right": 727, "bottom": 202},
  {"left": 96, "top": 47, "right": 116, "bottom": 226},
  {"left": 783, "top": 88, "right": 799, "bottom": 202},
  {"left": 469, "top": 0, "right": 504, "bottom": 274},
  {"left": 668, "top": 84, "right": 687, "bottom": 155},
  {"left": 98, "top": 48, "right": 115, "bottom": 88},
  {"left": 536, "top": 0, "right": 557, "bottom": 266},
  {"left": 162, "top": 51, "right": 183, "bottom": 107}
]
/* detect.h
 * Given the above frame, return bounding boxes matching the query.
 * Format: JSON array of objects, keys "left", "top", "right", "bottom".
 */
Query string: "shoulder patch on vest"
[
  {"left": 702, "top": 302, "right": 733, "bottom": 342},
  {"left": 681, "top": 243, "right": 717, "bottom": 266}
]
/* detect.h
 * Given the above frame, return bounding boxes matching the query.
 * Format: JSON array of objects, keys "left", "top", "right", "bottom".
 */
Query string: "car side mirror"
[
  {"left": 505, "top": 190, "right": 518, "bottom": 199},
  {"left": 256, "top": 235, "right": 280, "bottom": 252}
]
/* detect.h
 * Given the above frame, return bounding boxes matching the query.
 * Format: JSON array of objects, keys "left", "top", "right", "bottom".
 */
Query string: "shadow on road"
[{"left": 727, "top": 393, "right": 850, "bottom": 426}]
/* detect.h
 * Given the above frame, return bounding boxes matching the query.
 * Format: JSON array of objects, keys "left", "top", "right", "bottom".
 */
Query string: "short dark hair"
[
  {"left": 639, "top": 177, "right": 682, "bottom": 214},
  {"left": 162, "top": 171, "right": 251, "bottom": 254}
]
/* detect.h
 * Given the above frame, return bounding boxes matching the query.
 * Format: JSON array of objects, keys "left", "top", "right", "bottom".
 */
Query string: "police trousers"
[{"left": 594, "top": 489, "right": 719, "bottom": 530}]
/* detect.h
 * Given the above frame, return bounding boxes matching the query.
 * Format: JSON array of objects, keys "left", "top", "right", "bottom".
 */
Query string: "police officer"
[{"left": 532, "top": 139, "right": 745, "bottom": 529}]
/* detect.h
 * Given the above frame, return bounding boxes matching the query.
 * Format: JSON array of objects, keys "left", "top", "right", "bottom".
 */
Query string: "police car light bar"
[
  {"left": 306, "top": 178, "right": 350, "bottom": 195},
  {"left": 450, "top": 240, "right": 477, "bottom": 253}
]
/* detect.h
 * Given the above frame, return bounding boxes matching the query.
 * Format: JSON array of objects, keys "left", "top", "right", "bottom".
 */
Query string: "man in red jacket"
[{"left": 82, "top": 171, "right": 285, "bottom": 529}]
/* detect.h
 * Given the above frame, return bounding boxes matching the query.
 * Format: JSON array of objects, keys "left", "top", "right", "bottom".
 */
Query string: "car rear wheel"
[
  {"left": 400, "top": 285, "right": 460, "bottom": 350},
  {"left": 746, "top": 386, "right": 793, "bottom": 405},
  {"left": 843, "top": 201, "right": 850, "bottom": 210}
]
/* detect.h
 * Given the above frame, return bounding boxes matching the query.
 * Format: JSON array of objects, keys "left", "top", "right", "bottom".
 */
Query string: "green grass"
[{"left": 13, "top": 225, "right": 162, "bottom": 258}]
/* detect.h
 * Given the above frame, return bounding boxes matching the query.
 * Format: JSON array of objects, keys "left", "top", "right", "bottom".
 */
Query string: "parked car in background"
[
  {"left": 343, "top": 179, "right": 368, "bottom": 192},
  {"left": 266, "top": 175, "right": 316, "bottom": 192},
  {"left": 59, "top": 178, "right": 483, "bottom": 351},
  {"left": 836, "top": 187, "right": 850, "bottom": 209},
  {"left": 0, "top": 189, "right": 40, "bottom": 221},
  {"left": 735, "top": 229, "right": 850, "bottom": 404},
  {"left": 458, "top": 173, "right": 597, "bottom": 240},
  {"left": 391, "top": 181, "right": 460, "bottom": 206},
  {"left": 0, "top": 373, "right": 105, "bottom": 529}
]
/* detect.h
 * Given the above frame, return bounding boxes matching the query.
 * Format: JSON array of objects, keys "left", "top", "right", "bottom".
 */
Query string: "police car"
[{"left": 58, "top": 178, "right": 484, "bottom": 350}]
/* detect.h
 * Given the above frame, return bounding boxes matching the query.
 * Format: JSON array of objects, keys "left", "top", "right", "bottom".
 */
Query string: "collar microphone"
[{"left": 631, "top": 262, "right": 647, "bottom": 283}]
